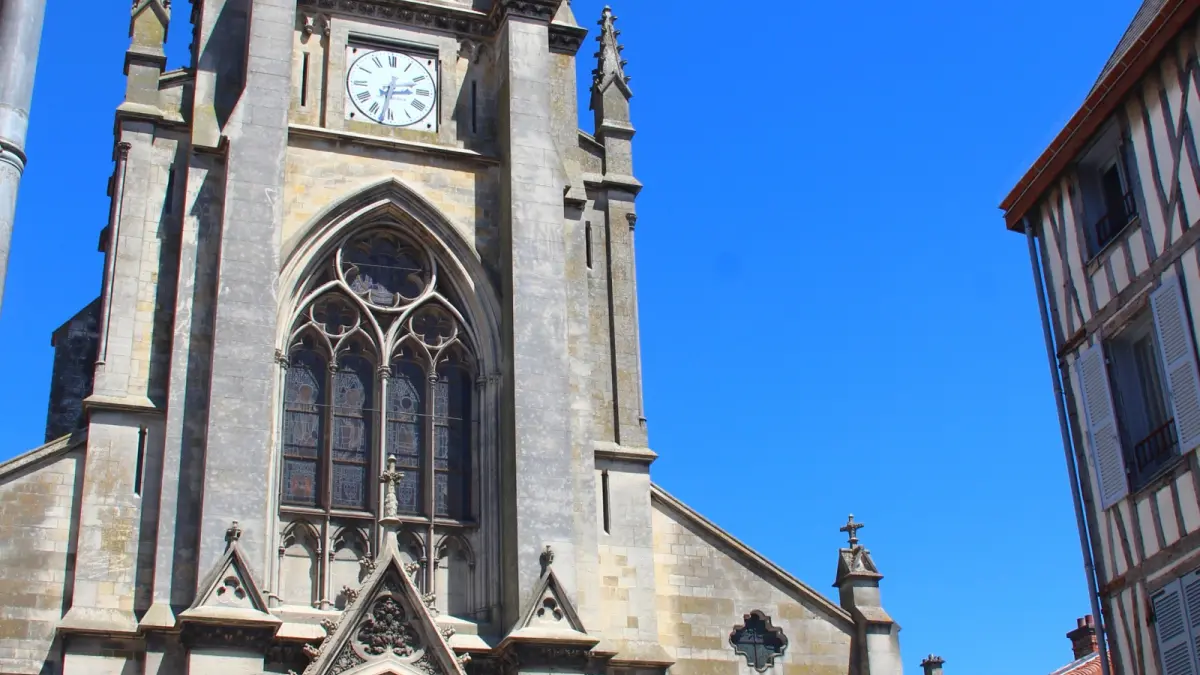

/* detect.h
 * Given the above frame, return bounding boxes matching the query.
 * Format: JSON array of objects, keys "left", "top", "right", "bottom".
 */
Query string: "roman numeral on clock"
[
  {"left": 356, "top": 91, "right": 371, "bottom": 102},
  {"left": 372, "top": 56, "right": 382, "bottom": 67},
  {"left": 411, "top": 100, "right": 427, "bottom": 112},
  {"left": 413, "top": 75, "right": 427, "bottom": 82},
  {"left": 416, "top": 89, "right": 431, "bottom": 97},
  {"left": 368, "top": 101, "right": 380, "bottom": 114},
  {"left": 388, "top": 54, "right": 397, "bottom": 67}
]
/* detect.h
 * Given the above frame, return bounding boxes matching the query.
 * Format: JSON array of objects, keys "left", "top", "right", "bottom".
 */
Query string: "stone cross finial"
[
  {"left": 225, "top": 521, "right": 242, "bottom": 548},
  {"left": 379, "top": 455, "right": 405, "bottom": 521},
  {"left": 839, "top": 514, "right": 864, "bottom": 548},
  {"left": 539, "top": 545, "right": 555, "bottom": 573}
]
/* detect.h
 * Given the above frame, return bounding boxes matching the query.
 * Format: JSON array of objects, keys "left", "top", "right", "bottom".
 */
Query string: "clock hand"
[{"left": 379, "top": 76, "right": 398, "bottom": 122}]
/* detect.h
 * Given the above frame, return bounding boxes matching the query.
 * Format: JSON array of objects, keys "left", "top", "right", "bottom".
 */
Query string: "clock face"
[{"left": 345, "top": 48, "right": 438, "bottom": 129}]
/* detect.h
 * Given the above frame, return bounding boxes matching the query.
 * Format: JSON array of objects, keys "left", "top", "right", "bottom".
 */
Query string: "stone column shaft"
[{"left": 0, "top": 0, "right": 47, "bottom": 318}]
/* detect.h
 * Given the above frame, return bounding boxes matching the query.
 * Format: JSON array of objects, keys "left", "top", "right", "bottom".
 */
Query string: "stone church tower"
[{"left": 0, "top": 1, "right": 907, "bottom": 674}]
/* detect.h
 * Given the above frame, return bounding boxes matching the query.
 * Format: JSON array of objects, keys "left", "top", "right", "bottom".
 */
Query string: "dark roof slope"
[{"left": 1091, "top": 0, "right": 1168, "bottom": 95}]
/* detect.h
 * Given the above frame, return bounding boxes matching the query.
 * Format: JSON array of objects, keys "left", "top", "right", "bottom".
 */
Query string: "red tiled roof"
[{"left": 1048, "top": 652, "right": 1112, "bottom": 675}]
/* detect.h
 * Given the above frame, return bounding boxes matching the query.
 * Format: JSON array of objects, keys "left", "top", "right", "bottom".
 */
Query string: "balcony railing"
[
  {"left": 1130, "top": 418, "right": 1179, "bottom": 490},
  {"left": 1092, "top": 191, "right": 1139, "bottom": 253}
]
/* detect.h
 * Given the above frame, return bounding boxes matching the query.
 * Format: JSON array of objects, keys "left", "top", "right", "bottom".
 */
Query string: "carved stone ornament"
[
  {"left": 729, "top": 611, "right": 788, "bottom": 672},
  {"left": 358, "top": 597, "right": 420, "bottom": 656},
  {"left": 296, "top": 0, "right": 492, "bottom": 37},
  {"left": 497, "top": 0, "right": 560, "bottom": 21}
]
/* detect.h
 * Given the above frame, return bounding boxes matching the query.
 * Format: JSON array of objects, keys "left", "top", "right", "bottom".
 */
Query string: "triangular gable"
[
  {"left": 303, "top": 542, "right": 467, "bottom": 675},
  {"left": 505, "top": 566, "right": 594, "bottom": 646},
  {"left": 178, "top": 531, "right": 278, "bottom": 627}
]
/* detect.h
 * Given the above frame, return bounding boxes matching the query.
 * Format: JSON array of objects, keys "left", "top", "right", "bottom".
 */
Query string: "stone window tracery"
[{"left": 276, "top": 226, "right": 478, "bottom": 608}]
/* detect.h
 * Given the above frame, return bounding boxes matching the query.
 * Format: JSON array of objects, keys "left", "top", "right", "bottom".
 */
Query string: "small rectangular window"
[
  {"left": 301, "top": 52, "right": 310, "bottom": 107},
  {"left": 585, "top": 222, "right": 593, "bottom": 270},
  {"left": 134, "top": 426, "right": 147, "bottom": 496},
  {"left": 471, "top": 81, "right": 478, "bottom": 135},
  {"left": 164, "top": 167, "right": 176, "bottom": 215},
  {"left": 601, "top": 470, "right": 611, "bottom": 534}
]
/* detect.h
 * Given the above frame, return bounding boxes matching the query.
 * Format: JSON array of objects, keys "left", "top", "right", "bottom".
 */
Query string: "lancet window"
[{"left": 276, "top": 227, "right": 477, "bottom": 608}]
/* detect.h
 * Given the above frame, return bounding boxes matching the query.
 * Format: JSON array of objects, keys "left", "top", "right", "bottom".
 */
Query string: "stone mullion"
[
  {"left": 376, "top": 364, "right": 391, "bottom": 557},
  {"left": 424, "top": 369, "right": 437, "bottom": 593}
]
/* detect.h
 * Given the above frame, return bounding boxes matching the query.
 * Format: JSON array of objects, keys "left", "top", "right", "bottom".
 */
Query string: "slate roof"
[{"left": 1090, "top": 0, "right": 1168, "bottom": 95}]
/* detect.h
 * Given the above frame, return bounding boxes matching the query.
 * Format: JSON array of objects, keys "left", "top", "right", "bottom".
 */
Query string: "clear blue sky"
[{"left": 0, "top": 0, "right": 1147, "bottom": 673}]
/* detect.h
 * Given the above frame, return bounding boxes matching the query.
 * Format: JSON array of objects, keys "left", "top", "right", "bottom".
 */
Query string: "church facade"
[{"left": 0, "top": 1, "right": 905, "bottom": 674}]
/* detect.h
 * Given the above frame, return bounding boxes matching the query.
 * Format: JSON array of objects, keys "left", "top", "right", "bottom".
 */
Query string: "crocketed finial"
[{"left": 592, "top": 6, "right": 631, "bottom": 90}]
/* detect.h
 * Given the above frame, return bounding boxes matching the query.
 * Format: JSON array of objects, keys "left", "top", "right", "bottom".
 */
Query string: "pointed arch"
[{"left": 278, "top": 177, "right": 501, "bottom": 377}]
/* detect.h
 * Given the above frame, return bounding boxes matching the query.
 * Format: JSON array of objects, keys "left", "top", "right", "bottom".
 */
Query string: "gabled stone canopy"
[
  {"left": 178, "top": 523, "right": 278, "bottom": 627},
  {"left": 301, "top": 539, "right": 468, "bottom": 675},
  {"left": 503, "top": 552, "right": 595, "bottom": 648}
]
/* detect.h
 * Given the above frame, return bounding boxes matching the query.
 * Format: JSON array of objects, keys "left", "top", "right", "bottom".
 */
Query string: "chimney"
[
  {"left": 921, "top": 654, "right": 945, "bottom": 675},
  {"left": 1067, "top": 615, "right": 1099, "bottom": 660}
]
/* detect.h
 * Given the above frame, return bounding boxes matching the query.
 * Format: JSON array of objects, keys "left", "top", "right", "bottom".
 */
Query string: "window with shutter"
[
  {"left": 1108, "top": 312, "right": 1176, "bottom": 491},
  {"left": 1076, "top": 344, "right": 1130, "bottom": 507},
  {"left": 1151, "top": 276, "right": 1200, "bottom": 455},
  {"left": 1154, "top": 574, "right": 1200, "bottom": 675}
]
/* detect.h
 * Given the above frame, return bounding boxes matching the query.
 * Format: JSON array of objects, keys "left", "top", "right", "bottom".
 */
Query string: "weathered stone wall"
[
  {"left": 44, "top": 300, "right": 100, "bottom": 442},
  {"left": 0, "top": 439, "right": 84, "bottom": 675},
  {"left": 281, "top": 142, "right": 498, "bottom": 261},
  {"left": 652, "top": 494, "right": 854, "bottom": 675}
]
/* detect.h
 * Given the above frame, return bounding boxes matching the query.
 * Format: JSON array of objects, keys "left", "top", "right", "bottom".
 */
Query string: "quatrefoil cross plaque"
[{"left": 729, "top": 610, "right": 788, "bottom": 672}]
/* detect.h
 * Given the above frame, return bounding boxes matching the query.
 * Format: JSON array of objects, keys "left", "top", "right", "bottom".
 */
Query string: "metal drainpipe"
[{"left": 1025, "top": 217, "right": 1112, "bottom": 675}]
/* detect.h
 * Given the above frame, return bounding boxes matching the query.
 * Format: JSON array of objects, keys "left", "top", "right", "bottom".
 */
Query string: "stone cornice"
[
  {"left": 593, "top": 441, "right": 657, "bottom": 465},
  {"left": 298, "top": 0, "right": 493, "bottom": 36},
  {"left": 83, "top": 393, "right": 164, "bottom": 416},
  {"left": 496, "top": 0, "right": 560, "bottom": 22},
  {"left": 549, "top": 22, "right": 588, "bottom": 55},
  {"left": 289, "top": 123, "right": 501, "bottom": 166},
  {"left": 297, "top": 0, "right": 584, "bottom": 52}
]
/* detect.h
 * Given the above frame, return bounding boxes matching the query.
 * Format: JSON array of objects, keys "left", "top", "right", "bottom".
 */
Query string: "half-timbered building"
[
  {"left": 1001, "top": 2, "right": 1200, "bottom": 674},
  {"left": 0, "top": 1, "right": 912, "bottom": 674}
]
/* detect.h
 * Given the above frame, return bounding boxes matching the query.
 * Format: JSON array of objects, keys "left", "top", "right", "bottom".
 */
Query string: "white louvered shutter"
[
  {"left": 1076, "top": 344, "right": 1129, "bottom": 508},
  {"left": 1152, "top": 275, "right": 1200, "bottom": 453},
  {"left": 1155, "top": 579, "right": 1199, "bottom": 675},
  {"left": 1184, "top": 569, "right": 1200, "bottom": 667}
]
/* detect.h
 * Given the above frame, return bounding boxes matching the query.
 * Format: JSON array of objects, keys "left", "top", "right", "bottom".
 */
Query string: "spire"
[{"left": 591, "top": 6, "right": 632, "bottom": 97}]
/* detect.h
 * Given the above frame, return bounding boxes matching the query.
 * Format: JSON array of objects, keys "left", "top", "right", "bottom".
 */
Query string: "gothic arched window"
[{"left": 279, "top": 228, "right": 475, "bottom": 532}]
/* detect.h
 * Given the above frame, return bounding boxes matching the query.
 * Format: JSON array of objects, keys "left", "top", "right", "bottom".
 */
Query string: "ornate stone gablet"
[{"left": 298, "top": 542, "right": 469, "bottom": 675}]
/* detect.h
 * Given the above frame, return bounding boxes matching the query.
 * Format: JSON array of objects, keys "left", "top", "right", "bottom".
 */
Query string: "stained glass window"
[
  {"left": 388, "top": 356, "right": 425, "bottom": 515},
  {"left": 331, "top": 354, "right": 373, "bottom": 510},
  {"left": 280, "top": 228, "right": 477, "bottom": 535},
  {"left": 434, "top": 365, "right": 471, "bottom": 518},
  {"left": 730, "top": 612, "right": 788, "bottom": 672},
  {"left": 342, "top": 234, "right": 427, "bottom": 307},
  {"left": 283, "top": 348, "right": 325, "bottom": 506}
]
